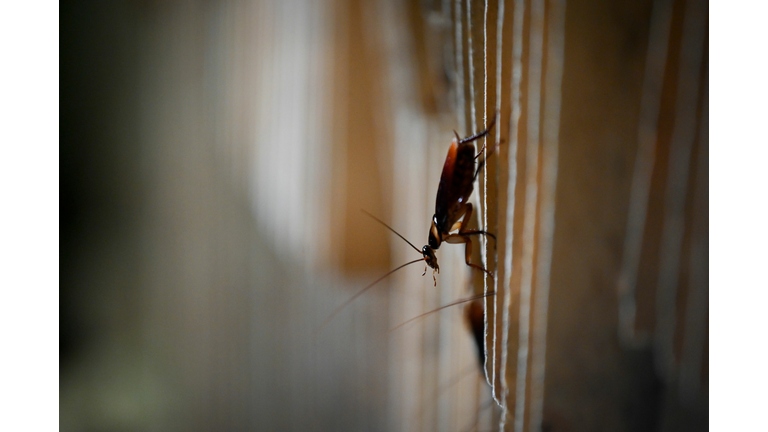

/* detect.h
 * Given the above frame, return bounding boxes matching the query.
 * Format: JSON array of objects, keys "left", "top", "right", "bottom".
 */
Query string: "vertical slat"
[
  {"left": 528, "top": 0, "right": 566, "bottom": 430},
  {"left": 616, "top": 0, "right": 675, "bottom": 348},
  {"left": 654, "top": 0, "right": 707, "bottom": 380},
  {"left": 678, "top": 73, "right": 708, "bottom": 405},
  {"left": 514, "top": 0, "right": 545, "bottom": 428},
  {"left": 500, "top": 0, "right": 525, "bottom": 428},
  {"left": 493, "top": 0, "right": 509, "bottom": 428}
]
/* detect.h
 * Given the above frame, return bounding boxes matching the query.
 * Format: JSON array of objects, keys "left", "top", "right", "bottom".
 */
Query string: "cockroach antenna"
[{"left": 389, "top": 291, "right": 496, "bottom": 333}]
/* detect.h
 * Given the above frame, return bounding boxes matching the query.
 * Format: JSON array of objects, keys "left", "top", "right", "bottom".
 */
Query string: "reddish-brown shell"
[{"left": 433, "top": 139, "right": 477, "bottom": 234}]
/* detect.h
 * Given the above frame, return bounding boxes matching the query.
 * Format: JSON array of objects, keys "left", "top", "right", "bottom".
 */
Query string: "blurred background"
[{"left": 60, "top": 0, "right": 708, "bottom": 431}]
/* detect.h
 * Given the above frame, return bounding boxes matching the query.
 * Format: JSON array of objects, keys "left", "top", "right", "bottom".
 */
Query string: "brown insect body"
[
  {"left": 433, "top": 140, "right": 476, "bottom": 240},
  {"left": 423, "top": 116, "right": 497, "bottom": 279}
]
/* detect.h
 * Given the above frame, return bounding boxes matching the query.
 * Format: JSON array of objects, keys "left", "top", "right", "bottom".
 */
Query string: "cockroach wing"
[{"left": 434, "top": 141, "right": 477, "bottom": 233}]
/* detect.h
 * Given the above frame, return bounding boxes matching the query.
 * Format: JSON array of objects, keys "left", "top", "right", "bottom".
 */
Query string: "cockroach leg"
[
  {"left": 457, "top": 203, "right": 496, "bottom": 242},
  {"left": 474, "top": 141, "right": 488, "bottom": 160},
  {"left": 444, "top": 233, "right": 494, "bottom": 279},
  {"left": 423, "top": 266, "right": 438, "bottom": 285},
  {"left": 458, "top": 114, "right": 497, "bottom": 145},
  {"left": 460, "top": 230, "right": 497, "bottom": 241},
  {"left": 444, "top": 202, "right": 496, "bottom": 277},
  {"left": 472, "top": 139, "right": 503, "bottom": 180},
  {"left": 459, "top": 229, "right": 498, "bottom": 249},
  {"left": 474, "top": 136, "right": 502, "bottom": 160}
]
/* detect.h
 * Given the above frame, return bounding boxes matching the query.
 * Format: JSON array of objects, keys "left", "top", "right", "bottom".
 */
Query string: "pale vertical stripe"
[
  {"left": 250, "top": 0, "right": 316, "bottom": 263},
  {"left": 528, "top": 0, "right": 566, "bottom": 430},
  {"left": 305, "top": 0, "right": 334, "bottom": 272},
  {"left": 454, "top": 2, "right": 472, "bottom": 429},
  {"left": 482, "top": 0, "right": 495, "bottom": 405},
  {"left": 376, "top": 1, "right": 407, "bottom": 429},
  {"left": 494, "top": 0, "right": 506, "bottom": 150},
  {"left": 678, "top": 76, "right": 707, "bottom": 405},
  {"left": 616, "top": 0, "right": 674, "bottom": 348},
  {"left": 493, "top": 0, "right": 507, "bottom": 424},
  {"left": 455, "top": 0, "right": 466, "bottom": 135},
  {"left": 501, "top": 0, "right": 524, "bottom": 428},
  {"left": 654, "top": 0, "right": 707, "bottom": 381},
  {"left": 466, "top": 0, "right": 491, "bottom": 393},
  {"left": 280, "top": 0, "right": 309, "bottom": 258},
  {"left": 466, "top": 0, "right": 477, "bottom": 136},
  {"left": 514, "top": 0, "right": 544, "bottom": 429},
  {"left": 465, "top": 0, "right": 480, "bottom": 230}
]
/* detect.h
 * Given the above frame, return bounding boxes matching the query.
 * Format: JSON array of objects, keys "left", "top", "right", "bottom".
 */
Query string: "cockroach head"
[{"left": 422, "top": 245, "right": 439, "bottom": 272}]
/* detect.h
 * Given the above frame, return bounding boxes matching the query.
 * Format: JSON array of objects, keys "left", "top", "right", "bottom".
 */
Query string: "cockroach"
[
  {"left": 319, "top": 117, "right": 499, "bottom": 331},
  {"left": 424, "top": 114, "right": 498, "bottom": 282}
]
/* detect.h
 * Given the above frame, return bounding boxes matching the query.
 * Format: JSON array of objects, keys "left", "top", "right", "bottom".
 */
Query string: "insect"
[
  {"left": 423, "top": 114, "right": 498, "bottom": 282},
  {"left": 318, "top": 117, "right": 499, "bottom": 331}
]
